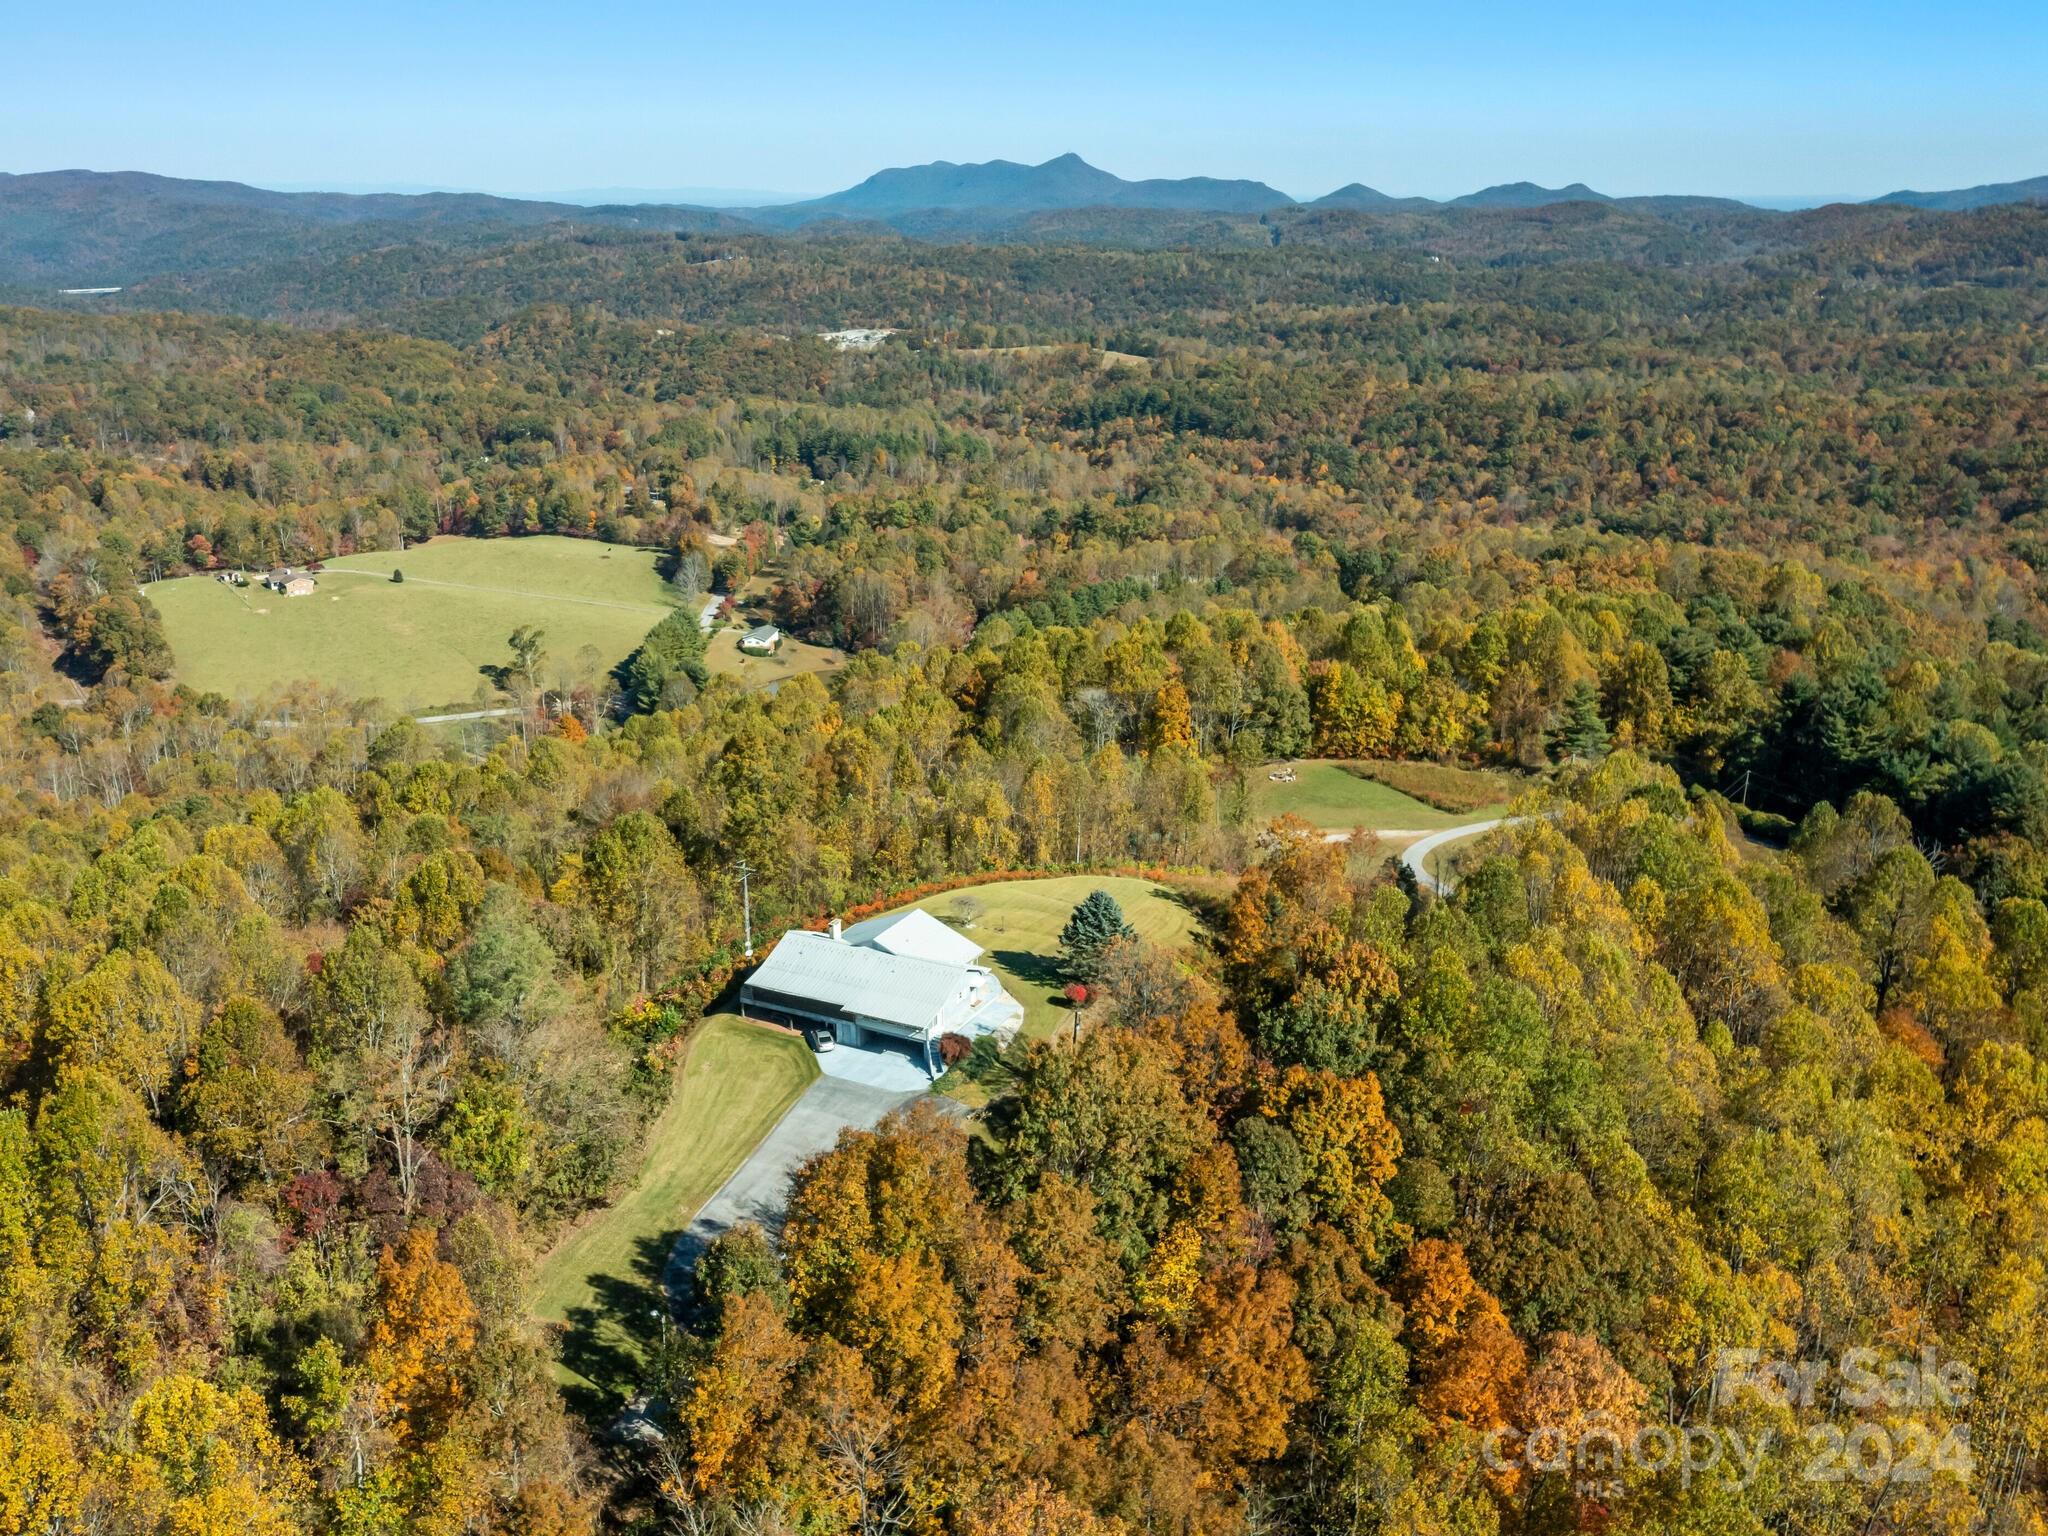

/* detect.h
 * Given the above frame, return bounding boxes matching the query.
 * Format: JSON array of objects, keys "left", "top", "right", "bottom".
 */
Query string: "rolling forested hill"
[
  {"left": 1871, "top": 172, "right": 2048, "bottom": 210},
  {"left": 0, "top": 181, "right": 2045, "bottom": 1535}
]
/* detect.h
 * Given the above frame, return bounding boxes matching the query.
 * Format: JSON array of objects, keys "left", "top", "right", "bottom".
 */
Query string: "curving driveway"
[
  {"left": 1319, "top": 817, "right": 1519, "bottom": 893},
  {"left": 1398, "top": 817, "right": 1512, "bottom": 893},
  {"left": 661, "top": 1074, "right": 925, "bottom": 1309}
]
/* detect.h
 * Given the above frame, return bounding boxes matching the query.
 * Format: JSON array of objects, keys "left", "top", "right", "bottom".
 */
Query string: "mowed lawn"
[
  {"left": 888, "top": 875, "right": 1200, "bottom": 1041},
  {"left": 531, "top": 1014, "right": 816, "bottom": 1409},
  {"left": 146, "top": 535, "right": 678, "bottom": 710},
  {"left": 1248, "top": 760, "right": 1507, "bottom": 833},
  {"left": 702, "top": 624, "right": 845, "bottom": 689}
]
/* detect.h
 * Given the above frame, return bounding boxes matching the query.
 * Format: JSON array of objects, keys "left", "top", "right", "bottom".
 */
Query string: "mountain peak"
[
  {"left": 771, "top": 154, "right": 1290, "bottom": 221},
  {"left": 1309, "top": 183, "right": 1435, "bottom": 212},
  {"left": 1450, "top": 181, "right": 1611, "bottom": 209}
]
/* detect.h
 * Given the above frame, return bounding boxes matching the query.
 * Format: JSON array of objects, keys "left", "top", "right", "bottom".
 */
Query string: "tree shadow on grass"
[
  {"left": 1142, "top": 881, "right": 1213, "bottom": 927},
  {"left": 991, "top": 948, "right": 1063, "bottom": 990},
  {"left": 991, "top": 947, "right": 1072, "bottom": 1025},
  {"left": 549, "top": 1227, "right": 684, "bottom": 1425}
]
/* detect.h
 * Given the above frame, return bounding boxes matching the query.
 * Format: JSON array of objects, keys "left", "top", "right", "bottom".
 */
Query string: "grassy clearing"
[
  {"left": 885, "top": 875, "right": 1200, "bottom": 1044},
  {"left": 959, "top": 343, "right": 1152, "bottom": 370},
  {"left": 146, "top": 535, "right": 678, "bottom": 710},
  {"left": 701, "top": 582, "right": 845, "bottom": 690},
  {"left": 1248, "top": 760, "right": 1511, "bottom": 832},
  {"left": 702, "top": 625, "right": 845, "bottom": 689},
  {"left": 532, "top": 1014, "right": 816, "bottom": 1413},
  {"left": 1351, "top": 758, "right": 1523, "bottom": 815}
]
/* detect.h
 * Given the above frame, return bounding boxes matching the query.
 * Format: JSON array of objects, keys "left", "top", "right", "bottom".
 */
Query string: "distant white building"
[
  {"left": 739, "top": 623, "right": 782, "bottom": 654},
  {"left": 817, "top": 328, "right": 897, "bottom": 351},
  {"left": 740, "top": 909, "right": 1023, "bottom": 1075},
  {"left": 264, "top": 567, "right": 316, "bottom": 596}
]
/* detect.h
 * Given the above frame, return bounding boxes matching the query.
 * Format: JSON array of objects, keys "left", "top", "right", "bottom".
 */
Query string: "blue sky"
[{"left": 4, "top": 0, "right": 2043, "bottom": 202}]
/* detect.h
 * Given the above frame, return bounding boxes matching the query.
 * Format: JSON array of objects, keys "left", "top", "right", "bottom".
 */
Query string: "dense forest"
[{"left": 0, "top": 204, "right": 2044, "bottom": 1533}]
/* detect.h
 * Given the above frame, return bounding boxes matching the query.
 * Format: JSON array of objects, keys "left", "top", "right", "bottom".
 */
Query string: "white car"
[{"left": 806, "top": 1027, "right": 837, "bottom": 1053}]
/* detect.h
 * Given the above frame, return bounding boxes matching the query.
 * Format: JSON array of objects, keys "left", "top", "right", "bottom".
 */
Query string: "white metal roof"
[
  {"left": 840, "top": 908, "right": 984, "bottom": 967},
  {"left": 744, "top": 929, "right": 973, "bottom": 1032}
]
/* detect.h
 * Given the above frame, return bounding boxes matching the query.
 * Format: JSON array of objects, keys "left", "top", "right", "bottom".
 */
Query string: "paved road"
[
  {"left": 661, "top": 1075, "right": 924, "bottom": 1308},
  {"left": 414, "top": 706, "right": 526, "bottom": 724},
  {"left": 1316, "top": 818, "right": 1515, "bottom": 893},
  {"left": 1399, "top": 817, "right": 1508, "bottom": 893},
  {"left": 1322, "top": 826, "right": 1443, "bottom": 842}
]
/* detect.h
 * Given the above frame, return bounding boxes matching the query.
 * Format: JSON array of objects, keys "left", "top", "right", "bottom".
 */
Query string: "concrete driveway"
[
  {"left": 663, "top": 1074, "right": 924, "bottom": 1307},
  {"left": 818, "top": 1037, "right": 936, "bottom": 1092}
]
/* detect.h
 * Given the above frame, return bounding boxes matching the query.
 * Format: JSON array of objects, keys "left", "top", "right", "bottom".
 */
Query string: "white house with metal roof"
[
  {"left": 739, "top": 911, "right": 1023, "bottom": 1076},
  {"left": 839, "top": 908, "right": 985, "bottom": 967}
]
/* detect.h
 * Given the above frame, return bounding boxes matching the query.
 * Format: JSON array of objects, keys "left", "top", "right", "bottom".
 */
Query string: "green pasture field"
[{"left": 146, "top": 535, "right": 678, "bottom": 710}]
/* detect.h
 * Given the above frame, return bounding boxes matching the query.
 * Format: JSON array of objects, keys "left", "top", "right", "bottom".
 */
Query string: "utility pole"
[{"left": 733, "top": 859, "right": 756, "bottom": 960}]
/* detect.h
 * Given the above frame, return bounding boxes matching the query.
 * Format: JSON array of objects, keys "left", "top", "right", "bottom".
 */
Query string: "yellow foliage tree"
[
  {"left": 1263, "top": 1065, "right": 1403, "bottom": 1256},
  {"left": 1145, "top": 677, "right": 1196, "bottom": 755},
  {"left": 109, "top": 1374, "right": 310, "bottom": 1536},
  {"left": 0, "top": 1419, "right": 83, "bottom": 1536}
]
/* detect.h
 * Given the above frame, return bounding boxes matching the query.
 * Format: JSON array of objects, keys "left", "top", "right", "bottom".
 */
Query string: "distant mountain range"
[
  {"left": 10, "top": 158, "right": 2046, "bottom": 234},
  {"left": 3, "top": 159, "right": 2045, "bottom": 292},
  {"left": 742, "top": 156, "right": 2048, "bottom": 223},
  {"left": 254, "top": 179, "right": 813, "bottom": 207},
  {"left": 0, "top": 169, "right": 743, "bottom": 287},
  {"left": 535, "top": 185, "right": 810, "bottom": 208},
  {"left": 754, "top": 159, "right": 1636, "bottom": 222},
  {"left": 1867, "top": 174, "right": 2048, "bottom": 211},
  {"left": 735, "top": 156, "right": 2048, "bottom": 225},
  {"left": 0, "top": 168, "right": 743, "bottom": 234}
]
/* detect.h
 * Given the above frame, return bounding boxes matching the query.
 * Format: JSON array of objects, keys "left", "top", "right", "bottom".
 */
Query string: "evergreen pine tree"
[
  {"left": 1551, "top": 679, "right": 1610, "bottom": 763},
  {"left": 1058, "top": 889, "right": 1137, "bottom": 982},
  {"left": 623, "top": 608, "right": 710, "bottom": 710}
]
